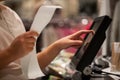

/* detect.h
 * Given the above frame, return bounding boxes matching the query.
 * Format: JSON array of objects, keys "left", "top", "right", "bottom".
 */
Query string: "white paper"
[{"left": 20, "top": 5, "right": 62, "bottom": 79}]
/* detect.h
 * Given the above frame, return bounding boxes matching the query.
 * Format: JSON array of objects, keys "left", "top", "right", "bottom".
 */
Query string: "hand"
[
  {"left": 54, "top": 30, "right": 94, "bottom": 50},
  {"left": 8, "top": 31, "right": 39, "bottom": 58},
  {"left": 37, "top": 30, "right": 94, "bottom": 69}
]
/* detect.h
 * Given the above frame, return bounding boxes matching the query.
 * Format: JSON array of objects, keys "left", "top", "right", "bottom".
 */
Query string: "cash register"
[
  {"left": 70, "top": 15, "right": 112, "bottom": 80},
  {"left": 46, "top": 15, "right": 115, "bottom": 80}
]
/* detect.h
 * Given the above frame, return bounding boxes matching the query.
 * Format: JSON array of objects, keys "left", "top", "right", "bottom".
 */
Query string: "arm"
[
  {"left": 0, "top": 31, "right": 38, "bottom": 69},
  {"left": 0, "top": 47, "right": 17, "bottom": 69},
  {"left": 37, "top": 30, "right": 94, "bottom": 70}
]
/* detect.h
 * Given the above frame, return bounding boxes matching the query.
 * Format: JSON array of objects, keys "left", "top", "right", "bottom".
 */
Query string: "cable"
[{"left": 92, "top": 66, "right": 120, "bottom": 78}]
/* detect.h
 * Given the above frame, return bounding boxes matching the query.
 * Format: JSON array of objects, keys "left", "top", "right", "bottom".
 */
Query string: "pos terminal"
[{"left": 70, "top": 15, "right": 112, "bottom": 80}]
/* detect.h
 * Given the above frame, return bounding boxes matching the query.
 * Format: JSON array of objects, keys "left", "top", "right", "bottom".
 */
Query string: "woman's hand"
[
  {"left": 54, "top": 30, "right": 94, "bottom": 51},
  {"left": 9, "top": 30, "right": 39, "bottom": 58},
  {"left": 0, "top": 31, "right": 39, "bottom": 69}
]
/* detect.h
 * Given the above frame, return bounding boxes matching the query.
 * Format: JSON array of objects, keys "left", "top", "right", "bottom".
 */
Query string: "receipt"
[{"left": 20, "top": 5, "right": 62, "bottom": 79}]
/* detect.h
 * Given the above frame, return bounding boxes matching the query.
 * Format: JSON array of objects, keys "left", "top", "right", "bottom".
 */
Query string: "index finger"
[{"left": 73, "top": 30, "right": 95, "bottom": 36}]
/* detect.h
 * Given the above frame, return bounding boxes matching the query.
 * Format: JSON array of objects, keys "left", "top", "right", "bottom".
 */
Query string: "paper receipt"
[{"left": 20, "top": 5, "right": 62, "bottom": 79}]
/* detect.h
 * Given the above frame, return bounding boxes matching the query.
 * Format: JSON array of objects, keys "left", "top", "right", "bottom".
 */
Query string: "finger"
[
  {"left": 25, "top": 42, "right": 35, "bottom": 48},
  {"left": 79, "top": 30, "right": 94, "bottom": 35},
  {"left": 75, "top": 36, "right": 84, "bottom": 41},
  {"left": 72, "top": 30, "right": 94, "bottom": 36},
  {"left": 70, "top": 30, "right": 94, "bottom": 40},
  {"left": 24, "top": 31, "right": 39, "bottom": 38},
  {"left": 70, "top": 40, "right": 83, "bottom": 46},
  {"left": 28, "top": 43, "right": 35, "bottom": 48},
  {"left": 25, "top": 36, "right": 37, "bottom": 43}
]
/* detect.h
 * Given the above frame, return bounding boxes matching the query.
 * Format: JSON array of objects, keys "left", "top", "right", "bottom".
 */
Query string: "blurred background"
[
  {"left": 3, "top": 0, "right": 99, "bottom": 54},
  {"left": 2, "top": 0, "right": 120, "bottom": 79}
]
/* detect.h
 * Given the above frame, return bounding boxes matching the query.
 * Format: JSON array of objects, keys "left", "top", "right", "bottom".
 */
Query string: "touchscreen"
[{"left": 70, "top": 15, "right": 112, "bottom": 72}]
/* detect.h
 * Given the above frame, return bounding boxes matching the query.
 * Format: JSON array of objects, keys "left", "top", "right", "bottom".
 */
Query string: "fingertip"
[
  {"left": 30, "top": 30, "right": 39, "bottom": 36},
  {"left": 89, "top": 30, "right": 95, "bottom": 35}
]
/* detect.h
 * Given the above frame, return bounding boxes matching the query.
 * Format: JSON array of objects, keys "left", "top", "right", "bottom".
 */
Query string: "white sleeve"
[{"left": 0, "top": 27, "right": 14, "bottom": 49}]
